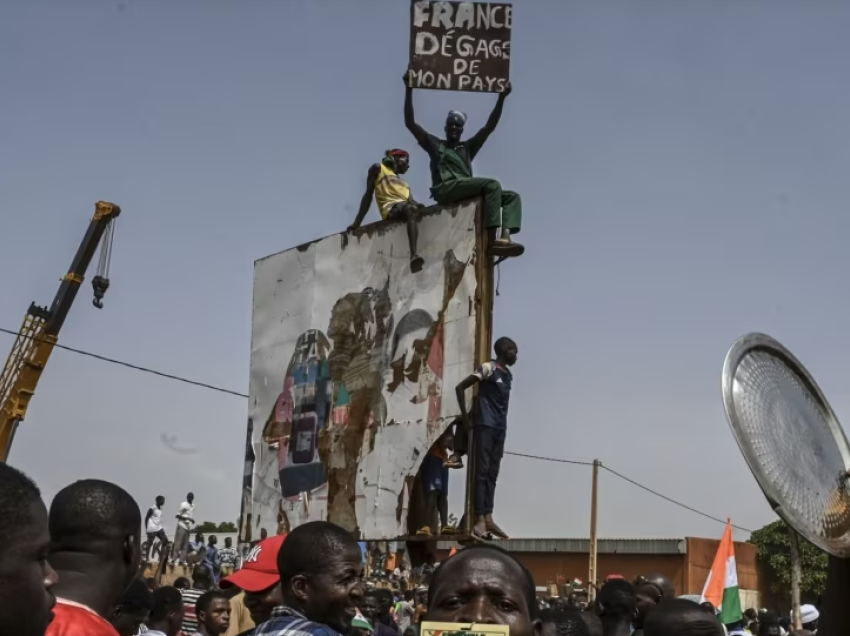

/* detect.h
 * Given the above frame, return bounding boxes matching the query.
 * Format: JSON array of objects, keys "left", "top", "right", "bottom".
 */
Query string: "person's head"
[
  {"left": 173, "top": 577, "right": 190, "bottom": 590},
  {"left": 640, "top": 573, "right": 675, "bottom": 601},
  {"left": 757, "top": 612, "right": 781, "bottom": 636},
  {"left": 361, "top": 590, "right": 381, "bottom": 622},
  {"left": 427, "top": 544, "right": 541, "bottom": 636},
  {"left": 633, "top": 580, "right": 664, "bottom": 628},
  {"left": 110, "top": 578, "right": 154, "bottom": 636},
  {"left": 799, "top": 604, "right": 819, "bottom": 631},
  {"left": 187, "top": 492, "right": 195, "bottom": 504},
  {"left": 192, "top": 563, "right": 213, "bottom": 590},
  {"left": 577, "top": 610, "right": 602, "bottom": 636},
  {"left": 438, "top": 428, "right": 454, "bottom": 453},
  {"left": 595, "top": 579, "right": 636, "bottom": 624},
  {"left": 195, "top": 531, "right": 205, "bottom": 543},
  {"left": 743, "top": 608, "right": 758, "bottom": 622},
  {"left": 539, "top": 608, "right": 591, "bottom": 636},
  {"left": 0, "top": 464, "right": 57, "bottom": 636},
  {"left": 352, "top": 611, "right": 375, "bottom": 636},
  {"left": 149, "top": 586, "right": 184, "bottom": 636},
  {"left": 277, "top": 521, "right": 363, "bottom": 632},
  {"left": 643, "top": 599, "right": 723, "bottom": 636},
  {"left": 221, "top": 534, "right": 286, "bottom": 624},
  {"left": 404, "top": 590, "right": 414, "bottom": 602},
  {"left": 445, "top": 110, "right": 466, "bottom": 143},
  {"left": 208, "top": 535, "right": 217, "bottom": 547},
  {"left": 196, "top": 590, "right": 231, "bottom": 636},
  {"left": 382, "top": 149, "right": 410, "bottom": 175},
  {"left": 375, "top": 589, "right": 394, "bottom": 618},
  {"left": 700, "top": 602, "right": 715, "bottom": 615},
  {"left": 494, "top": 337, "right": 518, "bottom": 366},
  {"left": 260, "top": 528, "right": 268, "bottom": 540},
  {"left": 48, "top": 479, "right": 141, "bottom": 591},
  {"left": 155, "top": 496, "right": 165, "bottom": 507},
  {"left": 403, "top": 627, "right": 417, "bottom": 636},
  {"left": 224, "top": 537, "right": 233, "bottom": 548}
]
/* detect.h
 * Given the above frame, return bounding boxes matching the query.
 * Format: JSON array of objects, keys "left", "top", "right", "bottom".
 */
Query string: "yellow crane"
[{"left": 0, "top": 201, "right": 121, "bottom": 462}]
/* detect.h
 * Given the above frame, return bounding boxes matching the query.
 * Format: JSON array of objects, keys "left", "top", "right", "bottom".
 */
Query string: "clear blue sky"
[{"left": 2, "top": 0, "right": 850, "bottom": 542}]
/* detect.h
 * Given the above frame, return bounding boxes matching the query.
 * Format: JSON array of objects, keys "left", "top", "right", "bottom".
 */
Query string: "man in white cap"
[
  {"left": 402, "top": 66, "right": 524, "bottom": 260},
  {"left": 796, "top": 604, "right": 819, "bottom": 634}
]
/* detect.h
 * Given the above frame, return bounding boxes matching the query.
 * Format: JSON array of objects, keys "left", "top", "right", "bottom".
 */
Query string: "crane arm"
[{"left": 0, "top": 201, "right": 121, "bottom": 461}]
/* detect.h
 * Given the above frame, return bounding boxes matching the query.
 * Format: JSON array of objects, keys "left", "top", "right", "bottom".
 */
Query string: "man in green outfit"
[{"left": 402, "top": 67, "right": 524, "bottom": 258}]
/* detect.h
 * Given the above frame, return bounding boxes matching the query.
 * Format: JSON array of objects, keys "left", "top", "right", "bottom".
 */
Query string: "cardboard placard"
[
  {"left": 421, "top": 622, "right": 511, "bottom": 636},
  {"left": 409, "top": 1, "right": 512, "bottom": 93}
]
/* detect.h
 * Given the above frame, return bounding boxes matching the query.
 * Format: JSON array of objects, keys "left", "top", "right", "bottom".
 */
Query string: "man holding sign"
[{"left": 402, "top": 68, "right": 524, "bottom": 259}]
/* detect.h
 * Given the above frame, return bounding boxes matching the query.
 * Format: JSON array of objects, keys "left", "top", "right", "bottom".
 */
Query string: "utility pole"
[
  {"left": 589, "top": 459, "right": 600, "bottom": 601},
  {"left": 789, "top": 527, "right": 802, "bottom": 630}
]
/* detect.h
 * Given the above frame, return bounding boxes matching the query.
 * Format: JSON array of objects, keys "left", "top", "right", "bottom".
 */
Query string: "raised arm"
[
  {"left": 403, "top": 68, "right": 430, "bottom": 145},
  {"left": 468, "top": 82, "right": 512, "bottom": 159},
  {"left": 350, "top": 164, "right": 380, "bottom": 231}
]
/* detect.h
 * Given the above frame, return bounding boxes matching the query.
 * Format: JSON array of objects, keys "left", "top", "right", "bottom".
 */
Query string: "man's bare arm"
[
  {"left": 403, "top": 69, "right": 430, "bottom": 145},
  {"left": 455, "top": 374, "right": 480, "bottom": 425},
  {"left": 351, "top": 164, "right": 380, "bottom": 230}
]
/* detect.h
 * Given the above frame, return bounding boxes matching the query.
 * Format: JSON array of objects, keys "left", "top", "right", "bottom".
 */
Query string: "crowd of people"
[{"left": 4, "top": 460, "right": 850, "bottom": 636}]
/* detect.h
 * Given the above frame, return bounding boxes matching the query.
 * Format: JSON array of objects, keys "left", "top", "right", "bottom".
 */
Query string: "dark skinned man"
[
  {"left": 361, "top": 591, "right": 397, "bottom": 636},
  {"left": 110, "top": 579, "right": 154, "bottom": 636},
  {"left": 632, "top": 579, "right": 665, "bottom": 636},
  {"left": 403, "top": 67, "right": 523, "bottom": 259},
  {"left": 0, "top": 463, "right": 58, "bottom": 636},
  {"left": 643, "top": 599, "right": 723, "bottom": 636},
  {"left": 253, "top": 521, "right": 363, "bottom": 636},
  {"left": 456, "top": 336, "right": 518, "bottom": 540},
  {"left": 195, "top": 590, "right": 232, "bottom": 636},
  {"left": 47, "top": 479, "right": 142, "bottom": 636},
  {"left": 350, "top": 149, "right": 425, "bottom": 273},
  {"left": 426, "top": 544, "right": 541, "bottom": 636},
  {"left": 221, "top": 534, "right": 288, "bottom": 636},
  {"left": 595, "top": 579, "right": 636, "bottom": 636},
  {"left": 144, "top": 495, "right": 168, "bottom": 562},
  {"left": 147, "top": 587, "right": 185, "bottom": 636}
]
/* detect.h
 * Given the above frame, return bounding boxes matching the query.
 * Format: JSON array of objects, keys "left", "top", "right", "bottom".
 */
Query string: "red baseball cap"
[{"left": 220, "top": 535, "right": 286, "bottom": 593}]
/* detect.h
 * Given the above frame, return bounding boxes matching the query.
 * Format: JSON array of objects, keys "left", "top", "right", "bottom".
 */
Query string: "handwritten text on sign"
[{"left": 409, "top": 1, "right": 512, "bottom": 93}]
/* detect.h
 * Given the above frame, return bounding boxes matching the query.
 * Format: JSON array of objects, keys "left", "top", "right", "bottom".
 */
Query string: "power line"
[
  {"left": 0, "top": 324, "right": 752, "bottom": 532},
  {"left": 0, "top": 326, "right": 249, "bottom": 399}
]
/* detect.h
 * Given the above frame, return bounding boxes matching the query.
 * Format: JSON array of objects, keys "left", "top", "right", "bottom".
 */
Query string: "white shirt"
[
  {"left": 146, "top": 504, "right": 163, "bottom": 533},
  {"left": 177, "top": 501, "right": 195, "bottom": 530}
]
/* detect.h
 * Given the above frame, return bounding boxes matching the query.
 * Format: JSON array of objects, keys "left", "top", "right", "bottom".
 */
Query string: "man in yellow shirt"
[{"left": 349, "top": 149, "right": 426, "bottom": 273}]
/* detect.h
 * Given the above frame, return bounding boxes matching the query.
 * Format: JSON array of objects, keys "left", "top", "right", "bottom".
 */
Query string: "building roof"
[{"left": 437, "top": 538, "right": 686, "bottom": 554}]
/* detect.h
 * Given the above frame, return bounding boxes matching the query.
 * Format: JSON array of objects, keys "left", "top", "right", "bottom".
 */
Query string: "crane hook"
[{"left": 91, "top": 275, "right": 109, "bottom": 309}]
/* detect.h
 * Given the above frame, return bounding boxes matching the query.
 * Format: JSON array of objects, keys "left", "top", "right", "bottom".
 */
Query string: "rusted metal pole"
[
  {"left": 789, "top": 527, "right": 802, "bottom": 630},
  {"left": 588, "top": 459, "right": 600, "bottom": 601}
]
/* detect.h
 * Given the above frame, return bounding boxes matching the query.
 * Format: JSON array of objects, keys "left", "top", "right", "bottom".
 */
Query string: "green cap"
[{"left": 352, "top": 611, "right": 373, "bottom": 632}]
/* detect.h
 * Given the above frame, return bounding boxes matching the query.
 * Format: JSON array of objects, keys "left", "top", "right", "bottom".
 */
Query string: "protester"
[
  {"left": 455, "top": 337, "right": 518, "bottom": 540},
  {"left": 595, "top": 579, "right": 636, "bottom": 636},
  {"left": 640, "top": 574, "right": 675, "bottom": 601},
  {"left": 426, "top": 544, "right": 540, "bottom": 636},
  {"left": 144, "top": 496, "right": 168, "bottom": 562},
  {"left": 220, "top": 534, "right": 287, "bottom": 636},
  {"left": 351, "top": 611, "right": 375, "bottom": 636},
  {"left": 110, "top": 579, "right": 154, "bottom": 636},
  {"left": 146, "top": 587, "right": 184, "bottom": 636},
  {"left": 217, "top": 538, "right": 240, "bottom": 578},
  {"left": 394, "top": 591, "right": 416, "bottom": 633},
  {"left": 253, "top": 520, "right": 364, "bottom": 636},
  {"left": 362, "top": 591, "right": 398, "bottom": 636},
  {"left": 47, "top": 479, "right": 142, "bottom": 636},
  {"left": 195, "top": 590, "right": 231, "bottom": 636},
  {"left": 540, "top": 608, "right": 590, "bottom": 636},
  {"left": 632, "top": 578, "right": 665, "bottom": 636},
  {"left": 374, "top": 589, "right": 399, "bottom": 633},
  {"left": 643, "top": 599, "right": 723, "bottom": 636},
  {"left": 577, "top": 611, "right": 602, "bottom": 636},
  {"left": 0, "top": 463, "right": 58, "bottom": 636},
  {"left": 181, "top": 563, "right": 214, "bottom": 634},
  {"left": 797, "top": 605, "right": 818, "bottom": 634},
  {"left": 205, "top": 535, "right": 220, "bottom": 584},
  {"left": 172, "top": 493, "right": 195, "bottom": 566},
  {"left": 402, "top": 67, "right": 523, "bottom": 258}
]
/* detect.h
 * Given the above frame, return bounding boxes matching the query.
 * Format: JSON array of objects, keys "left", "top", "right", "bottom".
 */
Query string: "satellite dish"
[{"left": 722, "top": 333, "right": 850, "bottom": 557}]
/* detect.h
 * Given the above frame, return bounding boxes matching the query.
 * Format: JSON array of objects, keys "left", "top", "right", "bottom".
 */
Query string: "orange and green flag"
[{"left": 700, "top": 519, "right": 743, "bottom": 625}]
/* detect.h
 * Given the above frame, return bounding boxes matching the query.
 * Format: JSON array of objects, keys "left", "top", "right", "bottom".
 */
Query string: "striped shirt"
[
  {"left": 253, "top": 607, "right": 341, "bottom": 636},
  {"left": 181, "top": 588, "right": 206, "bottom": 634}
]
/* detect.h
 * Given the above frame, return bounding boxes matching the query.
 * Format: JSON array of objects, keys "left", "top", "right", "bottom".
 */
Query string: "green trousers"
[{"left": 430, "top": 177, "right": 522, "bottom": 234}]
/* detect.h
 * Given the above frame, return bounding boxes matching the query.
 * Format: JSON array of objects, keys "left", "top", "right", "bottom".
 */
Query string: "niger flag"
[{"left": 700, "top": 519, "right": 743, "bottom": 624}]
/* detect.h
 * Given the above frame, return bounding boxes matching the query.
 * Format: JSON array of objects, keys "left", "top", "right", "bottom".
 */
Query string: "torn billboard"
[{"left": 245, "top": 200, "right": 481, "bottom": 540}]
